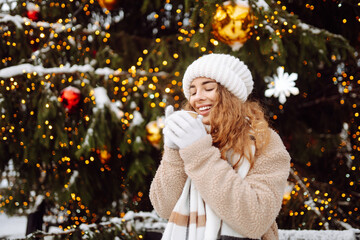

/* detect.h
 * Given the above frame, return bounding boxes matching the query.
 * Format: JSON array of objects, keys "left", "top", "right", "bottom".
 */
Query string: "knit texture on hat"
[{"left": 182, "top": 54, "right": 253, "bottom": 102}]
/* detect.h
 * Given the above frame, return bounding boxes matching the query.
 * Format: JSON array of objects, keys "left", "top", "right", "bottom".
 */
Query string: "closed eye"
[
  {"left": 189, "top": 80, "right": 217, "bottom": 96},
  {"left": 204, "top": 82, "right": 217, "bottom": 90}
]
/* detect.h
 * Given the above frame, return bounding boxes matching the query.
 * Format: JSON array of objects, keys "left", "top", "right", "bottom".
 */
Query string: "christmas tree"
[{"left": 0, "top": 0, "right": 359, "bottom": 238}]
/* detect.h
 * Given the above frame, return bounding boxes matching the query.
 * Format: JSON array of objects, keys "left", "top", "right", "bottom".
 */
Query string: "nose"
[{"left": 191, "top": 89, "right": 206, "bottom": 102}]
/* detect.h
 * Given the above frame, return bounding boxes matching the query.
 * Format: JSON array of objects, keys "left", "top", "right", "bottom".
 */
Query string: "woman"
[{"left": 149, "top": 54, "right": 291, "bottom": 240}]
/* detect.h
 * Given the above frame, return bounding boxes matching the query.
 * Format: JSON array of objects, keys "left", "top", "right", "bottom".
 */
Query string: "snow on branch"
[
  {"left": 0, "top": 63, "right": 171, "bottom": 79},
  {"left": 95, "top": 67, "right": 171, "bottom": 78},
  {"left": 298, "top": 22, "right": 348, "bottom": 42},
  {"left": 26, "top": 210, "right": 167, "bottom": 239},
  {"left": 93, "top": 87, "right": 124, "bottom": 119},
  {"left": 0, "top": 13, "right": 82, "bottom": 33},
  {"left": 0, "top": 63, "right": 94, "bottom": 78},
  {"left": 24, "top": 210, "right": 360, "bottom": 240},
  {"left": 252, "top": 0, "right": 270, "bottom": 11},
  {"left": 251, "top": 4, "right": 350, "bottom": 48},
  {"left": 0, "top": 13, "right": 23, "bottom": 28}
]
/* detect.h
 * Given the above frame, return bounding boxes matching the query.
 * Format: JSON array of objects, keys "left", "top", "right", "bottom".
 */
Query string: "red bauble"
[
  {"left": 27, "top": 10, "right": 40, "bottom": 21},
  {"left": 26, "top": 3, "right": 40, "bottom": 21},
  {"left": 92, "top": 50, "right": 97, "bottom": 58},
  {"left": 60, "top": 86, "right": 81, "bottom": 113}
]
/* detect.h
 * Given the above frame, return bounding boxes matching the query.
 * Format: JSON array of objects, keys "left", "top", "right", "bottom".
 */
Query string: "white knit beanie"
[{"left": 182, "top": 54, "right": 253, "bottom": 102}]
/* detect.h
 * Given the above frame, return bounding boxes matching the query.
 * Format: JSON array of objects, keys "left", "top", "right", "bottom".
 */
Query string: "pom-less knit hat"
[{"left": 182, "top": 54, "right": 253, "bottom": 102}]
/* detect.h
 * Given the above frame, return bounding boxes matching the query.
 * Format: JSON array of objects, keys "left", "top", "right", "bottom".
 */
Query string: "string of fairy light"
[
  {"left": 2, "top": 0, "right": 172, "bottom": 229},
  {"left": 276, "top": 2, "right": 359, "bottom": 227},
  {"left": 166, "top": 0, "right": 360, "bottom": 228},
  {"left": 0, "top": 5, "right": 100, "bottom": 227},
  {"left": 0, "top": 0, "right": 359, "bottom": 232},
  {"left": 0, "top": 0, "right": 183, "bottom": 230}
]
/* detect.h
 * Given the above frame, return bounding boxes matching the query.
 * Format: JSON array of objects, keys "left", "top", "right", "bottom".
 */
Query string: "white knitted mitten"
[
  {"left": 162, "top": 105, "right": 179, "bottom": 149},
  {"left": 164, "top": 110, "right": 207, "bottom": 149}
]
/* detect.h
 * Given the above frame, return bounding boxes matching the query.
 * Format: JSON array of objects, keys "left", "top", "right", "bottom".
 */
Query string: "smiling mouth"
[
  {"left": 199, "top": 106, "right": 211, "bottom": 111},
  {"left": 196, "top": 106, "right": 213, "bottom": 116}
]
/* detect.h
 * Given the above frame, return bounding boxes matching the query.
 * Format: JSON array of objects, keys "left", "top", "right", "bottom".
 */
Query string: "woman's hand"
[{"left": 164, "top": 110, "right": 207, "bottom": 149}]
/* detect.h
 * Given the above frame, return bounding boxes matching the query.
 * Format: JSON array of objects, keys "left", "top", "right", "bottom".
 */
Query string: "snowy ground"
[
  {"left": 0, "top": 213, "right": 27, "bottom": 239},
  {"left": 1, "top": 212, "right": 359, "bottom": 240}
]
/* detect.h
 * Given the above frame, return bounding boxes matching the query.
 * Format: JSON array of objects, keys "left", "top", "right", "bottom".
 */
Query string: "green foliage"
[{"left": 0, "top": 0, "right": 359, "bottom": 233}]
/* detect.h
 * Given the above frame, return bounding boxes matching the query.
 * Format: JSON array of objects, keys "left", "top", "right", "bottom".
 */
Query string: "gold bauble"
[
  {"left": 100, "top": 150, "right": 111, "bottom": 161},
  {"left": 212, "top": 1, "right": 254, "bottom": 48},
  {"left": 98, "top": 149, "right": 111, "bottom": 164},
  {"left": 146, "top": 121, "right": 162, "bottom": 148},
  {"left": 98, "top": 0, "right": 119, "bottom": 11}
]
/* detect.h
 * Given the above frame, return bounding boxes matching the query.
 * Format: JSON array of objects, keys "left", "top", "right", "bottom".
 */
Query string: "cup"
[{"left": 185, "top": 111, "right": 198, "bottom": 119}]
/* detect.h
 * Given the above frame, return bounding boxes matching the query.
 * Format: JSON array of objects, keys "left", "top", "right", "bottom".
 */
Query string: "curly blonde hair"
[{"left": 184, "top": 84, "right": 270, "bottom": 168}]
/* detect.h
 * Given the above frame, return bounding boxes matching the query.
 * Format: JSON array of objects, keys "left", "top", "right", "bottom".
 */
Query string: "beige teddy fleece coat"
[{"left": 149, "top": 129, "right": 291, "bottom": 240}]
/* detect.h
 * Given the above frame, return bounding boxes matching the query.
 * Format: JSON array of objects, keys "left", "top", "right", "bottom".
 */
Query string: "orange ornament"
[
  {"left": 146, "top": 120, "right": 162, "bottom": 148},
  {"left": 98, "top": 0, "right": 119, "bottom": 11},
  {"left": 212, "top": 1, "right": 254, "bottom": 50},
  {"left": 100, "top": 149, "right": 111, "bottom": 163}
]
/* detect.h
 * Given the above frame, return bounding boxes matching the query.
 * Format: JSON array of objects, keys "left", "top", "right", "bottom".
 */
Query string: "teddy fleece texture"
[{"left": 149, "top": 129, "right": 291, "bottom": 240}]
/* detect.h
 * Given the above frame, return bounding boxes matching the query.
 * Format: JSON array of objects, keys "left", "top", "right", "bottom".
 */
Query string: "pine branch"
[
  {"left": 72, "top": 0, "right": 89, "bottom": 19},
  {"left": 290, "top": 168, "right": 330, "bottom": 229},
  {"left": 296, "top": 95, "right": 340, "bottom": 109},
  {"left": 0, "top": 13, "right": 96, "bottom": 35},
  {"left": 26, "top": 221, "right": 128, "bottom": 239},
  {"left": 25, "top": 211, "right": 165, "bottom": 239}
]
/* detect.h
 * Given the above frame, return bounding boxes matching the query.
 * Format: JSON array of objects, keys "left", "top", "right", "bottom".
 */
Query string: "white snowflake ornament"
[{"left": 264, "top": 67, "right": 299, "bottom": 104}]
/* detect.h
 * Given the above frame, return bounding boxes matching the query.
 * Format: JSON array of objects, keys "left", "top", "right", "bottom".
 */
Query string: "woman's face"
[{"left": 189, "top": 77, "right": 219, "bottom": 125}]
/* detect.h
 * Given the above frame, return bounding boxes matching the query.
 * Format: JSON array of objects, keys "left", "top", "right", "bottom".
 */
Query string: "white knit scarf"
[{"left": 162, "top": 147, "right": 254, "bottom": 240}]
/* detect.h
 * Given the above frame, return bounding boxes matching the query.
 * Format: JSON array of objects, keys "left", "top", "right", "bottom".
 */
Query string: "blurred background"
[{"left": 0, "top": 0, "right": 359, "bottom": 239}]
